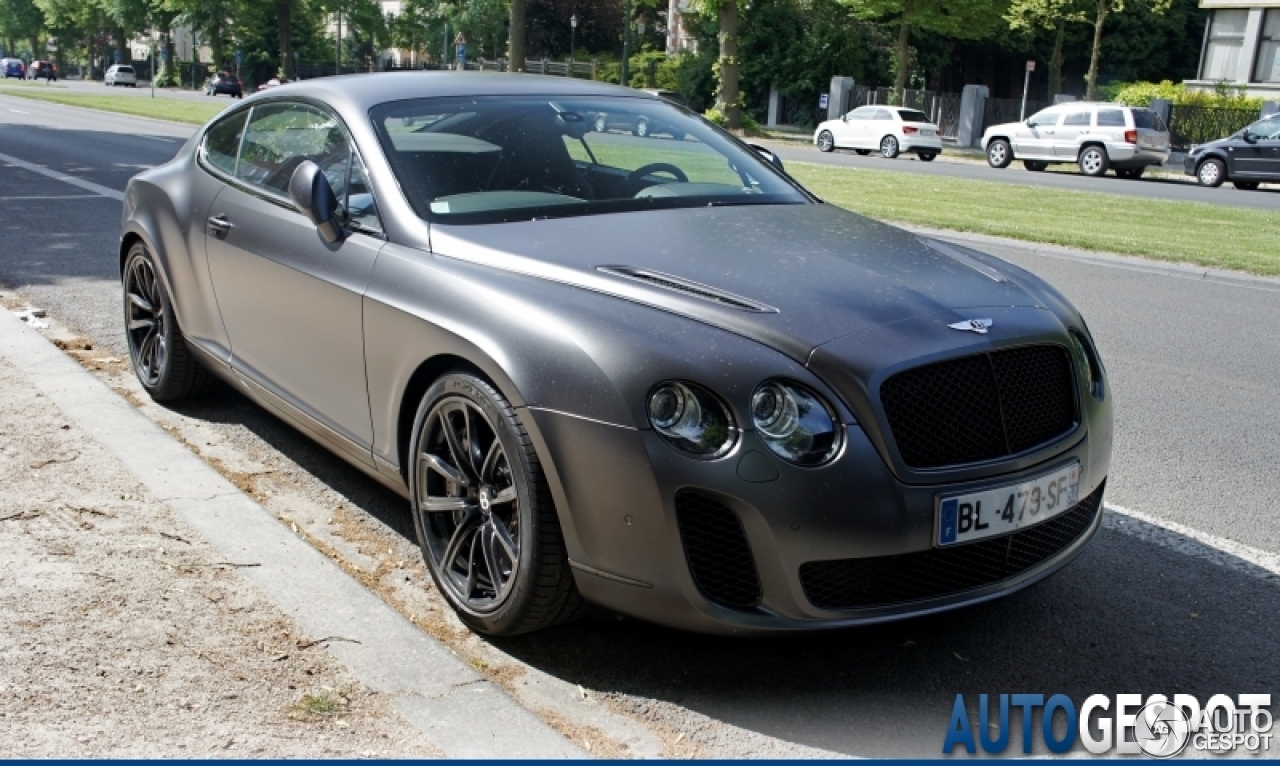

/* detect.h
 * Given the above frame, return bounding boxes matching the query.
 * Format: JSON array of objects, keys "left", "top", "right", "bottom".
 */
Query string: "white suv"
[
  {"left": 105, "top": 64, "right": 137, "bottom": 87},
  {"left": 981, "top": 103, "right": 1170, "bottom": 178}
]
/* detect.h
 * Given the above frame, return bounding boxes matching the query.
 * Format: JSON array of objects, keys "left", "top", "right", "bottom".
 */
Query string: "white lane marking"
[
  {"left": 0, "top": 150, "right": 124, "bottom": 201},
  {"left": 137, "top": 136, "right": 176, "bottom": 143},
  {"left": 1105, "top": 503, "right": 1280, "bottom": 583},
  {"left": 0, "top": 195, "right": 104, "bottom": 201},
  {"left": 9, "top": 108, "right": 29, "bottom": 114}
]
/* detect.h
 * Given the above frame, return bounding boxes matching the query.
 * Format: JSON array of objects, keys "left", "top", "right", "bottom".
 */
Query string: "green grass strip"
[
  {"left": 788, "top": 161, "right": 1280, "bottom": 277},
  {"left": 0, "top": 86, "right": 222, "bottom": 125}
]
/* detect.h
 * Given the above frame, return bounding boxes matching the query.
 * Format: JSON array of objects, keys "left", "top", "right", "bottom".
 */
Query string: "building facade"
[{"left": 1189, "top": 0, "right": 1280, "bottom": 98}]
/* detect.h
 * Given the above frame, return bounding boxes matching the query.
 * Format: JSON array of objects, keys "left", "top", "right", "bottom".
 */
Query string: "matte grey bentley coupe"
[{"left": 120, "top": 73, "right": 1112, "bottom": 636}]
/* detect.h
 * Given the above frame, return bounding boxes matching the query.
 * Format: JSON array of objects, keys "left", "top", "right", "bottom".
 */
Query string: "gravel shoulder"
[{"left": 0, "top": 354, "right": 443, "bottom": 758}]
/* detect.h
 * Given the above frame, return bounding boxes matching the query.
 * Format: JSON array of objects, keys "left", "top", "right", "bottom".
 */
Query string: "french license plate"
[
  {"left": 922, "top": 129, "right": 936, "bottom": 136},
  {"left": 936, "top": 462, "right": 1080, "bottom": 547}
]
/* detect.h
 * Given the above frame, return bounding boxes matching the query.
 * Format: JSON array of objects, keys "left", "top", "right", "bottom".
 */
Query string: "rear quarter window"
[
  {"left": 897, "top": 109, "right": 930, "bottom": 123},
  {"left": 1096, "top": 109, "right": 1127, "bottom": 127}
]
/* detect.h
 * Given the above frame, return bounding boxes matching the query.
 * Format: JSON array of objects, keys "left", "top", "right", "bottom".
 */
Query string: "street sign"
[
  {"left": 819, "top": 93, "right": 829, "bottom": 109},
  {"left": 46, "top": 38, "right": 58, "bottom": 52},
  {"left": 1026, "top": 60, "right": 1036, "bottom": 72},
  {"left": 456, "top": 44, "right": 466, "bottom": 63},
  {"left": 114, "top": 50, "right": 121, "bottom": 64}
]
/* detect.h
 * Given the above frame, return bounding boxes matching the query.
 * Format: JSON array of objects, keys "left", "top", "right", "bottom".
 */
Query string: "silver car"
[
  {"left": 982, "top": 103, "right": 1170, "bottom": 178},
  {"left": 120, "top": 73, "right": 1112, "bottom": 636}
]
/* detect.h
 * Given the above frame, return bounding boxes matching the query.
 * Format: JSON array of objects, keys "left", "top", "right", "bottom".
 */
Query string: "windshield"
[{"left": 370, "top": 95, "right": 808, "bottom": 224}]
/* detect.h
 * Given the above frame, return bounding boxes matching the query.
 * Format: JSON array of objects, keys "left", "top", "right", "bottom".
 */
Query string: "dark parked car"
[
  {"left": 1184, "top": 114, "right": 1280, "bottom": 189},
  {"left": 27, "top": 60, "right": 56, "bottom": 81},
  {"left": 205, "top": 71, "right": 243, "bottom": 98},
  {"left": 2, "top": 58, "right": 25, "bottom": 79},
  {"left": 592, "top": 88, "right": 687, "bottom": 138},
  {"left": 120, "top": 73, "right": 1112, "bottom": 637}
]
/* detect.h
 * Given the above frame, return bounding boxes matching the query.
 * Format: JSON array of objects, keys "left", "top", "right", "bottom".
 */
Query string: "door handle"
[{"left": 207, "top": 215, "right": 234, "bottom": 239}]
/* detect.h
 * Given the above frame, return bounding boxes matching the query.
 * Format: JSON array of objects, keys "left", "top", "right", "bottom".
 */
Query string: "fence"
[
  {"left": 932, "top": 93, "right": 961, "bottom": 139},
  {"left": 983, "top": 97, "right": 1049, "bottom": 131},
  {"left": 1166, "top": 104, "right": 1259, "bottom": 151}
]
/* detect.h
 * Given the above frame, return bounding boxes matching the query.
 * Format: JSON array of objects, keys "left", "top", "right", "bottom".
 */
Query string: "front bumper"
[
  {"left": 531, "top": 389, "right": 1111, "bottom": 634},
  {"left": 1183, "top": 153, "right": 1202, "bottom": 176}
]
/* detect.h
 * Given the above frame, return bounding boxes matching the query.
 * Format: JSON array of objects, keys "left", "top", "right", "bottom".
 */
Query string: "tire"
[
  {"left": 122, "top": 242, "right": 218, "bottom": 402},
  {"left": 918, "top": 153, "right": 937, "bottom": 162},
  {"left": 880, "top": 135, "right": 900, "bottom": 159},
  {"left": 853, "top": 149, "right": 872, "bottom": 156},
  {"left": 1196, "top": 158, "right": 1226, "bottom": 188},
  {"left": 408, "top": 372, "right": 584, "bottom": 637},
  {"left": 1023, "top": 160, "right": 1048, "bottom": 172},
  {"left": 1078, "top": 145, "right": 1110, "bottom": 177},
  {"left": 816, "top": 130, "right": 834, "bottom": 152},
  {"left": 1115, "top": 167, "right": 1145, "bottom": 180},
  {"left": 1233, "top": 181, "right": 1260, "bottom": 191},
  {"left": 634, "top": 118, "right": 649, "bottom": 138},
  {"left": 594, "top": 113, "right": 607, "bottom": 133},
  {"left": 987, "top": 139, "right": 1012, "bottom": 168}
]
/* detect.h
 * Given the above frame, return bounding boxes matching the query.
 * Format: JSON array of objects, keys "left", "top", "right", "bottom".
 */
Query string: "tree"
[
  {"left": 841, "top": 0, "right": 1007, "bottom": 94},
  {"left": 509, "top": 0, "right": 525, "bottom": 68},
  {"left": 0, "top": 0, "right": 46, "bottom": 58},
  {"left": 1006, "top": 0, "right": 1088, "bottom": 98}
]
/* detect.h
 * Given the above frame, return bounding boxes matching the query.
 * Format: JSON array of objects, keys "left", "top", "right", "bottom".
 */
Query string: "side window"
[
  {"left": 1096, "top": 110, "right": 1126, "bottom": 127},
  {"left": 1255, "top": 117, "right": 1280, "bottom": 140},
  {"left": 236, "top": 102, "right": 351, "bottom": 197},
  {"left": 345, "top": 153, "right": 383, "bottom": 233},
  {"left": 202, "top": 110, "right": 248, "bottom": 176},
  {"left": 1062, "top": 112, "right": 1090, "bottom": 126},
  {"left": 846, "top": 109, "right": 870, "bottom": 121},
  {"left": 871, "top": 109, "right": 893, "bottom": 121}
]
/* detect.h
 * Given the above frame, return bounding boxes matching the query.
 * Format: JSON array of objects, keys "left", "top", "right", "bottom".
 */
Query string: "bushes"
[
  {"left": 703, "top": 107, "right": 760, "bottom": 132},
  {"left": 1106, "top": 79, "right": 1263, "bottom": 110}
]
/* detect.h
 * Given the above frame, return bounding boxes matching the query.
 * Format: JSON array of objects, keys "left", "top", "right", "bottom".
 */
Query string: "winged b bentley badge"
[{"left": 948, "top": 318, "right": 994, "bottom": 334}]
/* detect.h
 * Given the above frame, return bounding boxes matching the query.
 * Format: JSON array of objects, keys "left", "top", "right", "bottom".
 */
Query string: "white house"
[{"left": 1188, "top": 0, "right": 1280, "bottom": 98}]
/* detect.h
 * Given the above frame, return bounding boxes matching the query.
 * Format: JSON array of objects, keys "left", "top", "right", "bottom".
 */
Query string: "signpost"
[
  {"left": 1020, "top": 60, "right": 1036, "bottom": 121},
  {"left": 455, "top": 33, "right": 467, "bottom": 69}
]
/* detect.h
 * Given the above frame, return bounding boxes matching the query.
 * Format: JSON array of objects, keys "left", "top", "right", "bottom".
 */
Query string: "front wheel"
[
  {"left": 880, "top": 135, "right": 900, "bottom": 159},
  {"left": 122, "top": 242, "right": 217, "bottom": 401},
  {"left": 816, "top": 130, "right": 834, "bottom": 152},
  {"left": 1023, "top": 160, "right": 1048, "bottom": 172},
  {"left": 1196, "top": 158, "right": 1226, "bottom": 187},
  {"left": 987, "top": 139, "right": 1012, "bottom": 168},
  {"left": 409, "top": 373, "right": 584, "bottom": 636},
  {"left": 1078, "top": 146, "right": 1110, "bottom": 177},
  {"left": 1233, "top": 181, "right": 1260, "bottom": 191}
]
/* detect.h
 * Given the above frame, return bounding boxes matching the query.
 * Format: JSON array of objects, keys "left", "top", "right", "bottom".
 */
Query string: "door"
[
  {"left": 1236, "top": 116, "right": 1280, "bottom": 177},
  {"left": 1013, "top": 108, "right": 1061, "bottom": 159},
  {"left": 838, "top": 107, "right": 872, "bottom": 148},
  {"left": 1052, "top": 110, "right": 1093, "bottom": 157},
  {"left": 204, "top": 100, "right": 386, "bottom": 461}
]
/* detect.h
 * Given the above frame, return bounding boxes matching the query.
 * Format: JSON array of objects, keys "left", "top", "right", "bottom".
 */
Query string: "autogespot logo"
[{"left": 942, "top": 693, "right": 1273, "bottom": 757}]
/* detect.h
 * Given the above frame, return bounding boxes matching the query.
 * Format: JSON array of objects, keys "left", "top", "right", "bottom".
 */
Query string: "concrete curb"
[{"left": 0, "top": 308, "right": 585, "bottom": 759}]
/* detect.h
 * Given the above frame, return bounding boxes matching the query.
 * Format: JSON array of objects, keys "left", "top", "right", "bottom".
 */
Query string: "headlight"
[
  {"left": 1069, "top": 328, "right": 1105, "bottom": 400},
  {"left": 647, "top": 381, "right": 737, "bottom": 458},
  {"left": 750, "top": 381, "right": 842, "bottom": 466}
]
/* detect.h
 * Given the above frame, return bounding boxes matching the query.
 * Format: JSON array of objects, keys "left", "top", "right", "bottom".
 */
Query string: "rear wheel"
[
  {"left": 409, "top": 372, "right": 584, "bottom": 636},
  {"left": 594, "top": 113, "right": 607, "bottom": 133},
  {"left": 1233, "top": 181, "right": 1260, "bottom": 191},
  {"left": 1023, "top": 160, "right": 1048, "bottom": 172},
  {"left": 987, "top": 139, "right": 1012, "bottom": 168},
  {"left": 880, "top": 135, "right": 900, "bottom": 159},
  {"left": 634, "top": 117, "right": 650, "bottom": 138},
  {"left": 816, "top": 130, "right": 834, "bottom": 152},
  {"left": 1196, "top": 158, "right": 1226, "bottom": 187},
  {"left": 122, "top": 242, "right": 217, "bottom": 402},
  {"left": 1078, "top": 145, "right": 1110, "bottom": 177}
]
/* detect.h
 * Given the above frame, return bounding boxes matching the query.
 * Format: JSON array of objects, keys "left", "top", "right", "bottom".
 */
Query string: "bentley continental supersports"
[{"left": 121, "top": 73, "right": 1112, "bottom": 636}]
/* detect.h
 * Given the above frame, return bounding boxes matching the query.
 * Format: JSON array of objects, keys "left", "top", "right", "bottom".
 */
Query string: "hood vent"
[{"left": 597, "top": 266, "right": 777, "bottom": 313}]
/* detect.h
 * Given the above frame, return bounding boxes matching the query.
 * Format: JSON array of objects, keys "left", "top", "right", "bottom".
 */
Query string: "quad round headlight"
[
  {"left": 750, "top": 381, "right": 842, "bottom": 466},
  {"left": 646, "top": 381, "right": 737, "bottom": 458}
]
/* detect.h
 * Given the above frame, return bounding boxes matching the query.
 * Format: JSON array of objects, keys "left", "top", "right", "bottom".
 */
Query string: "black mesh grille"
[
  {"left": 880, "top": 344, "right": 1077, "bottom": 469},
  {"left": 675, "top": 490, "right": 761, "bottom": 609},
  {"left": 799, "top": 482, "right": 1104, "bottom": 611}
]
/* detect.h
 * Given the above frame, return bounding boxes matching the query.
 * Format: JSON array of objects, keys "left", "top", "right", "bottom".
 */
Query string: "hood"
[{"left": 429, "top": 203, "right": 1042, "bottom": 362}]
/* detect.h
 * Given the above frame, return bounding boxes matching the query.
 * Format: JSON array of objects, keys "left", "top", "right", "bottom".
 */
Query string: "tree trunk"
[
  {"left": 28, "top": 36, "right": 39, "bottom": 60},
  {"left": 113, "top": 27, "right": 129, "bottom": 65},
  {"left": 1049, "top": 20, "right": 1064, "bottom": 99},
  {"left": 1085, "top": 0, "right": 1108, "bottom": 100},
  {"left": 717, "top": 0, "right": 740, "bottom": 129},
  {"left": 508, "top": 0, "right": 526, "bottom": 71},
  {"left": 210, "top": 20, "right": 225, "bottom": 72},
  {"left": 277, "top": 0, "right": 294, "bottom": 77},
  {"left": 894, "top": 15, "right": 911, "bottom": 95}
]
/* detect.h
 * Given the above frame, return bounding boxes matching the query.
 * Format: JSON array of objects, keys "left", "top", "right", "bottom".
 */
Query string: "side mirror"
[
  {"left": 747, "top": 142, "right": 785, "bottom": 172},
  {"left": 288, "top": 160, "right": 344, "bottom": 243},
  {"left": 1026, "top": 121, "right": 1037, "bottom": 128},
  {"left": 1242, "top": 131, "right": 1258, "bottom": 145}
]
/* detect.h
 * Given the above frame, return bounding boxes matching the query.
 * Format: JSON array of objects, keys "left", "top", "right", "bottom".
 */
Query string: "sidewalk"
[{"left": 0, "top": 309, "right": 582, "bottom": 758}]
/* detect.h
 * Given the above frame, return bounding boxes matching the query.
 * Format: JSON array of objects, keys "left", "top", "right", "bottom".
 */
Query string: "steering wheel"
[{"left": 627, "top": 163, "right": 688, "bottom": 184}]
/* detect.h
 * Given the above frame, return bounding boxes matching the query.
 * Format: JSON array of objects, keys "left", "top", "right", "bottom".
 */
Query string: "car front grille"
[
  {"left": 798, "top": 482, "right": 1104, "bottom": 611},
  {"left": 674, "top": 490, "right": 761, "bottom": 610},
  {"left": 879, "top": 344, "right": 1077, "bottom": 469}
]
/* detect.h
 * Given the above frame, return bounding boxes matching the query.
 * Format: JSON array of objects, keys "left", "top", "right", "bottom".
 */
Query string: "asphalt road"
[
  {"left": 760, "top": 139, "right": 1280, "bottom": 211},
  {"left": 2, "top": 94, "right": 1277, "bottom": 757}
]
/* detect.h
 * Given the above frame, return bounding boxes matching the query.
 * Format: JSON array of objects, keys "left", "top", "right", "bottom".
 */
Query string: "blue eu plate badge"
[{"left": 939, "top": 499, "right": 959, "bottom": 545}]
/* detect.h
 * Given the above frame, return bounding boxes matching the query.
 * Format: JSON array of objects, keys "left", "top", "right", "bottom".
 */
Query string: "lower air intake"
[{"left": 675, "top": 490, "right": 762, "bottom": 610}]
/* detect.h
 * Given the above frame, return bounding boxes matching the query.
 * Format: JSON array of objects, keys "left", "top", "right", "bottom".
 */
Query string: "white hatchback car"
[
  {"left": 982, "top": 103, "right": 1170, "bottom": 178},
  {"left": 105, "top": 64, "right": 137, "bottom": 87},
  {"left": 814, "top": 105, "right": 943, "bottom": 160}
]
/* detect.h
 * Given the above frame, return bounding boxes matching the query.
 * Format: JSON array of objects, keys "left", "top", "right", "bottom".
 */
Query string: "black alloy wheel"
[
  {"left": 409, "top": 373, "right": 583, "bottom": 636},
  {"left": 122, "top": 242, "right": 216, "bottom": 401}
]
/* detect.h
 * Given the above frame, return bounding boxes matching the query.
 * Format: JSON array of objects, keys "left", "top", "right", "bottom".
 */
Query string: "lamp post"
[
  {"left": 149, "top": 31, "right": 156, "bottom": 98},
  {"left": 619, "top": 0, "right": 632, "bottom": 86},
  {"left": 570, "top": 12, "right": 578, "bottom": 62}
]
